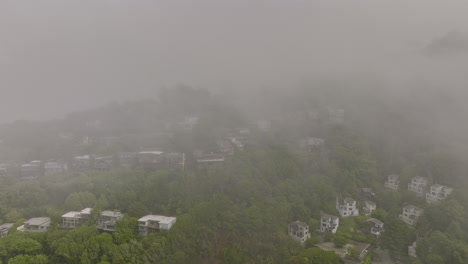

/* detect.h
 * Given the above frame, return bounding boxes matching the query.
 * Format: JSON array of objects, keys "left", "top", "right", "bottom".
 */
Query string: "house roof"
[
  {"left": 403, "top": 205, "right": 423, "bottom": 212},
  {"left": 100, "top": 211, "right": 123, "bottom": 217},
  {"left": 412, "top": 176, "right": 427, "bottom": 182},
  {"left": 196, "top": 153, "right": 225, "bottom": 162},
  {"left": 62, "top": 211, "right": 82, "bottom": 218},
  {"left": 25, "top": 217, "right": 50, "bottom": 226},
  {"left": 366, "top": 218, "right": 383, "bottom": 225},
  {"left": 0, "top": 223, "right": 13, "bottom": 230},
  {"left": 349, "top": 240, "right": 371, "bottom": 254},
  {"left": 138, "top": 151, "right": 164, "bottom": 155},
  {"left": 321, "top": 212, "right": 339, "bottom": 221},
  {"left": 75, "top": 155, "right": 91, "bottom": 160},
  {"left": 81, "top": 208, "right": 92, "bottom": 214},
  {"left": 388, "top": 174, "right": 399, "bottom": 180},
  {"left": 364, "top": 200, "right": 376, "bottom": 207},
  {"left": 21, "top": 163, "right": 40, "bottom": 168},
  {"left": 138, "top": 215, "right": 176, "bottom": 224},
  {"left": 338, "top": 197, "right": 355, "bottom": 204}
]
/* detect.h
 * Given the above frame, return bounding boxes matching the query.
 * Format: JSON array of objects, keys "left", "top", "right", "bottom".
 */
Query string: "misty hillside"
[
  {"left": 0, "top": 85, "right": 466, "bottom": 264},
  {"left": 2, "top": 1, "right": 468, "bottom": 263}
]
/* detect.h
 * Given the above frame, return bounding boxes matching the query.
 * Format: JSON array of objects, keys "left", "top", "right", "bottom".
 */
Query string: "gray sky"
[{"left": 1, "top": 0, "right": 468, "bottom": 122}]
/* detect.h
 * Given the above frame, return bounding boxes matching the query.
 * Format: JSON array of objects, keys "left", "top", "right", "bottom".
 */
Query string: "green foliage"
[
  {"left": 292, "top": 247, "right": 341, "bottom": 264},
  {"left": 382, "top": 215, "right": 414, "bottom": 258},
  {"left": 222, "top": 243, "right": 245, "bottom": 264},
  {"left": 126, "top": 202, "right": 149, "bottom": 218},
  {"left": 0, "top": 234, "right": 42, "bottom": 261},
  {"left": 7, "top": 254, "right": 48, "bottom": 264},
  {"left": 417, "top": 231, "right": 468, "bottom": 264},
  {"left": 64, "top": 192, "right": 96, "bottom": 211},
  {"left": 113, "top": 216, "right": 138, "bottom": 245},
  {"left": 0, "top": 113, "right": 465, "bottom": 264},
  {"left": 333, "top": 235, "right": 348, "bottom": 248}
]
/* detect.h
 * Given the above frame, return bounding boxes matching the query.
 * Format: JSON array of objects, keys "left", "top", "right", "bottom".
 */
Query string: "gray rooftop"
[
  {"left": 25, "top": 217, "right": 50, "bottom": 226},
  {"left": 321, "top": 212, "right": 339, "bottom": 220},
  {"left": 100, "top": 210, "right": 123, "bottom": 217},
  {"left": 0, "top": 223, "right": 14, "bottom": 230},
  {"left": 366, "top": 218, "right": 384, "bottom": 225}
]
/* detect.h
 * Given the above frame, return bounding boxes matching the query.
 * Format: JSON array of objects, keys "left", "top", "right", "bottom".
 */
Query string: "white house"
[
  {"left": 336, "top": 197, "right": 359, "bottom": 217},
  {"left": 138, "top": 215, "right": 177, "bottom": 235},
  {"left": 299, "top": 137, "right": 325, "bottom": 152},
  {"left": 384, "top": 174, "right": 400, "bottom": 191},
  {"left": 318, "top": 212, "right": 339, "bottom": 234},
  {"left": 17, "top": 217, "right": 50, "bottom": 232},
  {"left": 44, "top": 161, "right": 67, "bottom": 176},
  {"left": 96, "top": 211, "right": 124, "bottom": 232},
  {"left": 426, "top": 184, "right": 453, "bottom": 204},
  {"left": 288, "top": 221, "right": 311, "bottom": 244},
  {"left": 366, "top": 218, "right": 384, "bottom": 238},
  {"left": 20, "top": 162, "right": 42, "bottom": 180},
  {"left": 61, "top": 208, "right": 92, "bottom": 229},
  {"left": 0, "top": 223, "right": 13, "bottom": 238},
  {"left": 195, "top": 153, "right": 225, "bottom": 163},
  {"left": 408, "top": 176, "right": 427, "bottom": 196},
  {"left": 399, "top": 205, "right": 424, "bottom": 226},
  {"left": 362, "top": 200, "right": 376, "bottom": 217}
]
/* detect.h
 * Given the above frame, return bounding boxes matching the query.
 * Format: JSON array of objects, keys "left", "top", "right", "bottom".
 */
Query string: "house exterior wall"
[
  {"left": 408, "top": 177, "right": 427, "bottom": 196},
  {"left": 385, "top": 175, "right": 400, "bottom": 190},
  {"left": 336, "top": 198, "right": 359, "bottom": 217}
]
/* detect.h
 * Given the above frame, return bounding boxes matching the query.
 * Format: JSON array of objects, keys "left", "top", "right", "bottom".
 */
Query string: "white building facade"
[{"left": 336, "top": 197, "right": 359, "bottom": 217}]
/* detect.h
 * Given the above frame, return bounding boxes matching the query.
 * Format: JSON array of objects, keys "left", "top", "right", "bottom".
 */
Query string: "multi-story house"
[
  {"left": 179, "top": 116, "right": 199, "bottom": 131},
  {"left": 195, "top": 152, "right": 225, "bottom": 164},
  {"left": 163, "top": 153, "right": 186, "bottom": 170},
  {"left": 72, "top": 155, "right": 92, "bottom": 171},
  {"left": 20, "top": 161, "right": 43, "bottom": 180},
  {"left": 288, "top": 221, "right": 311, "bottom": 244},
  {"left": 0, "top": 223, "right": 13, "bottom": 238},
  {"left": 408, "top": 176, "right": 427, "bottom": 196},
  {"left": 117, "top": 152, "right": 137, "bottom": 169},
  {"left": 362, "top": 200, "right": 376, "bottom": 217},
  {"left": 426, "top": 184, "right": 453, "bottom": 204},
  {"left": 61, "top": 208, "right": 92, "bottom": 229},
  {"left": 336, "top": 197, "right": 359, "bottom": 217},
  {"left": 137, "top": 151, "right": 185, "bottom": 171},
  {"left": 384, "top": 174, "right": 400, "bottom": 191},
  {"left": 360, "top": 188, "right": 375, "bottom": 201},
  {"left": 399, "top": 205, "right": 424, "bottom": 226},
  {"left": 366, "top": 218, "right": 384, "bottom": 238},
  {"left": 96, "top": 211, "right": 124, "bottom": 232},
  {"left": 299, "top": 137, "right": 325, "bottom": 152},
  {"left": 317, "top": 212, "right": 339, "bottom": 234},
  {"left": 217, "top": 139, "right": 234, "bottom": 155},
  {"left": 138, "top": 215, "right": 177, "bottom": 236},
  {"left": 17, "top": 217, "right": 50, "bottom": 232},
  {"left": 44, "top": 161, "right": 67, "bottom": 176},
  {"left": 93, "top": 156, "right": 114, "bottom": 171}
]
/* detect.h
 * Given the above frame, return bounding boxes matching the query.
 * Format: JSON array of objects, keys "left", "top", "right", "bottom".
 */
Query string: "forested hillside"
[{"left": 0, "top": 86, "right": 466, "bottom": 264}]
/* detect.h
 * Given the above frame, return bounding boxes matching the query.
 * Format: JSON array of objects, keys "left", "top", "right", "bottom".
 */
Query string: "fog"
[{"left": 1, "top": 0, "right": 468, "bottom": 123}]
